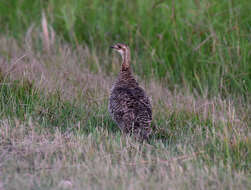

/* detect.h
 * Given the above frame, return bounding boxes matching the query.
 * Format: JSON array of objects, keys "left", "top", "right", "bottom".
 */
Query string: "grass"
[
  {"left": 0, "top": 0, "right": 250, "bottom": 95},
  {"left": 0, "top": 0, "right": 250, "bottom": 189},
  {"left": 1, "top": 119, "right": 249, "bottom": 189},
  {"left": 0, "top": 34, "right": 250, "bottom": 189}
]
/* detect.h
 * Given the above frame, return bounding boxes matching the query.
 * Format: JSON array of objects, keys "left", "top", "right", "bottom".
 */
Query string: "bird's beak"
[{"left": 110, "top": 45, "right": 115, "bottom": 49}]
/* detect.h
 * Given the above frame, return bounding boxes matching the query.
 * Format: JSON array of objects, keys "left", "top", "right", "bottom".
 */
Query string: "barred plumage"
[{"left": 108, "top": 43, "right": 152, "bottom": 140}]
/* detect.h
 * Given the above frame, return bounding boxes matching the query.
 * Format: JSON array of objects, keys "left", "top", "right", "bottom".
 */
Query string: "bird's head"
[{"left": 110, "top": 43, "right": 129, "bottom": 61}]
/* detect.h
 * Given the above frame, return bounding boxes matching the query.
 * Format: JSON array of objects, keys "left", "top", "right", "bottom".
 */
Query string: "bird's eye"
[{"left": 117, "top": 45, "right": 121, "bottom": 48}]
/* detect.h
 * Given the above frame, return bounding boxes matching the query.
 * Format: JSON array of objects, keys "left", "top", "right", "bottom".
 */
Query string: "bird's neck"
[
  {"left": 121, "top": 49, "right": 131, "bottom": 71},
  {"left": 117, "top": 48, "right": 137, "bottom": 85}
]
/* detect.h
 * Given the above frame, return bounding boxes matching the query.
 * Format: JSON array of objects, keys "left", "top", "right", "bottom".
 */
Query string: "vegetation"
[
  {"left": 0, "top": 0, "right": 250, "bottom": 189},
  {"left": 1, "top": 0, "right": 250, "bottom": 95}
]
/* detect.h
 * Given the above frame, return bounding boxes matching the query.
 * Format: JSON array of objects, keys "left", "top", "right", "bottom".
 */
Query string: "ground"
[{"left": 0, "top": 0, "right": 250, "bottom": 189}]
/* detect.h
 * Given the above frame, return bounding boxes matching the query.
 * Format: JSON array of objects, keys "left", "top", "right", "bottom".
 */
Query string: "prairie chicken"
[{"left": 108, "top": 43, "right": 152, "bottom": 140}]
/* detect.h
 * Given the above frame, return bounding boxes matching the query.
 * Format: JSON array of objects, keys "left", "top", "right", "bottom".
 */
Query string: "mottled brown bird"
[{"left": 108, "top": 43, "right": 152, "bottom": 140}]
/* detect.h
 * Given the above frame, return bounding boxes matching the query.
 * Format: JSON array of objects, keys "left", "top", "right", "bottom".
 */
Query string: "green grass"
[
  {"left": 0, "top": 0, "right": 250, "bottom": 189},
  {"left": 0, "top": 0, "right": 250, "bottom": 96},
  {"left": 0, "top": 78, "right": 250, "bottom": 189},
  {"left": 0, "top": 78, "right": 117, "bottom": 135}
]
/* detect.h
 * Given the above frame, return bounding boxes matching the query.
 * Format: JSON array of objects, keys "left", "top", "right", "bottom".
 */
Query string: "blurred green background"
[{"left": 0, "top": 0, "right": 250, "bottom": 97}]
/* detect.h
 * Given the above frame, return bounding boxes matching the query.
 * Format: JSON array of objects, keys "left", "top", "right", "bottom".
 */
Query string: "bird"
[{"left": 108, "top": 43, "right": 152, "bottom": 140}]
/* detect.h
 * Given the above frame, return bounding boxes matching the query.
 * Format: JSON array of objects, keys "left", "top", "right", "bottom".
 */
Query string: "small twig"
[
  {"left": 5, "top": 54, "right": 27, "bottom": 75},
  {"left": 42, "top": 11, "right": 50, "bottom": 52},
  {"left": 152, "top": 0, "right": 165, "bottom": 9},
  {"left": 193, "top": 34, "right": 214, "bottom": 52},
  {"left": 124, "top": 151, "right": 204, "bottom": 166}
]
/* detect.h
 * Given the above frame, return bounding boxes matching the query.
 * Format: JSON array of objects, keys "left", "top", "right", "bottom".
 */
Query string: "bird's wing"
[{"left": 111, "top": 86, "right": 152, "bottom": 116}]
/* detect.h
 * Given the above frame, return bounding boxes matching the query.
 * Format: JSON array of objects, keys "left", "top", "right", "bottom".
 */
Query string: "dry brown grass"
[
  {"left": 0, "top": 24, "right": 250, "bottom": 189},
  {"left": 1, "top": 119, "right": 250, "bottom": 190}
]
